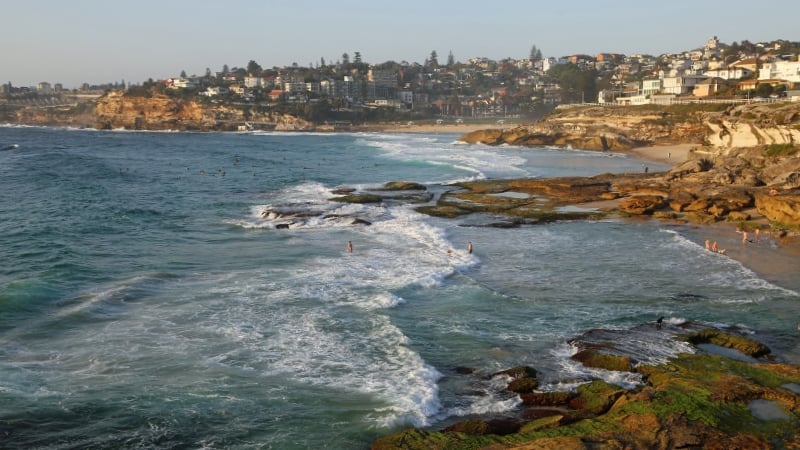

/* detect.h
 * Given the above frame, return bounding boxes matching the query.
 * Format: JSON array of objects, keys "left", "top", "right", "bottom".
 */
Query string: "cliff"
[
  {"left": 93, "top": 91, "right": 311, "bottom": 131},
  {"left": 459, "top": 102, "right": 800, "bottom": 151},
  {"left": 449, "top": 102, "right": 800, "bottom": 228},
  {"left": 2, "top": 91, "right": 312, "bottom": 131}
]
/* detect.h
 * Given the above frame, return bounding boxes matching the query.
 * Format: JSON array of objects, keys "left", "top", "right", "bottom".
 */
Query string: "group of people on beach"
[
  {"left": 704, "top": 239, "right": 725, "bottom": 254},
  {"left": 704, "top": 228, "right": 765, "bottom": 255}
]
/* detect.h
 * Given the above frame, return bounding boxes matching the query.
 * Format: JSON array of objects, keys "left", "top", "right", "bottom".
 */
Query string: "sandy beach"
[{"left": 626, "top": 143, "right": 694, "bottom": 164}]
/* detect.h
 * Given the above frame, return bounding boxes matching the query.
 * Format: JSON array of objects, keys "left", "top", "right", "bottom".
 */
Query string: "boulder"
[
  {"left": 496, "top": 365, "right": 539, "bottom": 393},
  {"left": 755, "top": 191, "right": 800, "bottom": 225},
  {"left": 572, "top": 349, "right": 633, "bottom": 372},
  {"left": 619, "top": 195, "right": 665, "bottom": 215},
  {"left": 380, "top": 181, "right": 427, "bottom": 191},
  {"left": 459, "top": 129, "right": 505, "bottom": 145},
  {"left": 669, "top": 190, "right": 696, "bottom": 212}
]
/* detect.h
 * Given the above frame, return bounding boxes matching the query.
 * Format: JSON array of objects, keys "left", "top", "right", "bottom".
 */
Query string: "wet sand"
[{"left": 625, "top": 144, "right": 694, "bottom": 164}]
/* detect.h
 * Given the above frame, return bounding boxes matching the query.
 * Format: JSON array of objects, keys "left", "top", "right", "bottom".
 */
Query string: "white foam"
[
  {"left": 254, "top": 308, "right": 442, "bottom": 428},
  {"left": 355, "top": 134, "right": 530, "bottom": 182}
]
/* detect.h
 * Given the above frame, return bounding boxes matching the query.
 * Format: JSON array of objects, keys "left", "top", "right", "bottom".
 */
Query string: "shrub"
[{"left": 765, "top": 143, "right": 798, "bottom": 157}]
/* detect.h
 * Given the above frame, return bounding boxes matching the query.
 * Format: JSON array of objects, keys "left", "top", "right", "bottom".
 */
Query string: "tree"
[
  {"left": 529, "top": 45, "right": 543, "bottom": 61},
  {"left": 447, "top": 50, "right": 455, "bottom": 68},
  {"left": 180, "top": 70, "right": 187, "bottom": 78},
  {"left": 320, "top": 57, "right": 326, "bottom": 67},
  {"left": 544, "top": 63, "right": 598, "bottom": 103},
  {"left": 429, "top": 50, "right": 439, "bottom": 69},
  {"left": 342, "top": 53, "right": 350, "bottom": 65},
  {"left": 222, "top": 64, "right": 229, "bottom": 75},
  {"left": 205, "top": 67, "right": 212, "bottom": 78},
  {"left": 354, "top": 52, "right": 362, "bottom": 64},
  {"left": 247, "top": 60, "right": 263, "bottom": 75}
]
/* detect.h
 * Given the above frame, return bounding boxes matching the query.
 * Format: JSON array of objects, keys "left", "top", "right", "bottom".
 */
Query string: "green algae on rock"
[{"left": 371, "top": 327, "right": 800, "bottom": 450}]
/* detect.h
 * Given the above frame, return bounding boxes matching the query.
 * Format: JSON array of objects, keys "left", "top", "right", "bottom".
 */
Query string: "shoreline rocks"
[{"left": 372, "top": 324, "right": 800, "bottom": 450}]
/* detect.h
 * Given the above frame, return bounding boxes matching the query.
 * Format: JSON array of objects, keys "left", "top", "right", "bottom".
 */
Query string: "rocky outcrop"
[
  {"left": 460, "top": 127, "right": 640, "bottom": 151},
  {"left": 755, "top": 191, "right": 800, "bottom": 225},
  {"left": 93, "top": 91, "right": 311, "bottom": 131},
  {"left": 372, "top": 325, "right": 800, "bottom": 450},
  {"left": 451, "top": 103, "right": 800, "bottom": 228},
  {"left": 460, "top": 102, "right": 800, "bottom": 152}
]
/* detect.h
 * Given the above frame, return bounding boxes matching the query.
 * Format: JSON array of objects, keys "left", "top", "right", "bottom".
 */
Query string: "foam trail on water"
[{"left": 356, "top": 134, "right": 531, "bottom": 182}]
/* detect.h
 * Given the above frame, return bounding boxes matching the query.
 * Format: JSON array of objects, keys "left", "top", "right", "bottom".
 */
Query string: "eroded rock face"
[
  {"left": 755, "top": 191, "right": 800, "bottom": 224},
  {"left": 93, "top": 91, "right": 311, "bottom": 131},
  {"left": 619, "top": 195, "right": 665, "bottom": 215},
  {"left": 459, "top": 127, "right": 639, "bottom": 151}
]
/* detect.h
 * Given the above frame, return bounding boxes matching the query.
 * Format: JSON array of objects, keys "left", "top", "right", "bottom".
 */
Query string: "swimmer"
[
  {"left": 347, "top": 241, "right": 353, "bottom": 253},
  {"left": 468, "top": 241, "right": 473, "bottom": 254},
  {"left": 705, "top": 239, "right": 711, "bottom": 250}
]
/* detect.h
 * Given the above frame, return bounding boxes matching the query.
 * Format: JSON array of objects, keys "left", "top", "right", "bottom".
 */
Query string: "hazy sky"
[{"left": 4, "top": 0, "right": 799, "bottom": 88}]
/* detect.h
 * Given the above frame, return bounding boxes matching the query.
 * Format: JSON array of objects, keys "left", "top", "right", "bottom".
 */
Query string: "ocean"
[{"left": 1, "top": 126, "right": 798, "bottom": 449}]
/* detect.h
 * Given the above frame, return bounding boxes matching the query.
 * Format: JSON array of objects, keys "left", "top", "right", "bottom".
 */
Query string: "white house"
[
  {"left": 641, "top": 79, "right": 662, "bottom": 97},
  {"left": 167, "top": 78, "right": 198, "bottom": 89},
  {"left": 201, "top": 86, "right": 229, "bottom": 97},
  {"left": 759, "top": 60, "right": 800, "bottom": 83},
  {"left": 37, "top": 82, "right": 52, "bottom": 94},
  {"left": 703, "top": 66, "right": 753, "bottom": 81},
  {"left": 244, "top": 76, "right": 264, "bottom": 88}
]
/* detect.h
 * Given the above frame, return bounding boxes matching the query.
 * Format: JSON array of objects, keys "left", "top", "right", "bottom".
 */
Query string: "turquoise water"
[{"left": 1, "top": 126, "right": 798, "bottom": 448}]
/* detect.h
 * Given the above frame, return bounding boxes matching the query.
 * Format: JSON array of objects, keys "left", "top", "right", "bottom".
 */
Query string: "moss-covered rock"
[
  {"left": 572, "top": 349, "right": 633, "bottom": 372},
  {"left": 372, "top": 330, "right": 800, "bottom": 449},
  {"left": 682, "top": 328, "right": 771, "bottom": 358}
]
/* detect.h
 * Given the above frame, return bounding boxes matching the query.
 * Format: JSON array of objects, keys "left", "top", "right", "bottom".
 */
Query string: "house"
[
  {"left": 166, "top": 78, "right": 198, "bottom": 89},
  {"left": 244, "top": 76, "right": 265, "bottom": 88},
  {"left": 37, "top": 82, "right": 52, "bottom": 94},
  {"left": 737, "top": 79, "right": 787, "bottom": 93},
  {"left": 759, "top": 59, "right": 800, "bottom": 83},
  {"left": 692, "top": 77, "right": 729, "bottom": 97},
  {"left": 641, "top": 79, "right": 662, "bottom": 97},
  {"left": 661, "top": 75, "right": 707, "bottom": 95},
  {"left": 730, "top": 58, "right": 758, "bottom": 73},
  {"left": 201, "top": 86, "right": 229, "bottom": 97},
  {"left": 703, "top": 66, "right": 753, "bottom": 80}
]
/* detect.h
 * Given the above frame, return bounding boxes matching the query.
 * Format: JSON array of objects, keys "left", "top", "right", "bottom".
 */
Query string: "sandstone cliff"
[
  {"left": 93, "top": 91, "right": 311, "bottom": 131},
  {"left": 460, "top": 102, "right": 800, "bottom": 150},
  {"left": 452, "top": 103, "right": 800, "bottom": 227},
  {"left": 2, "top": 90, "right": 312, "bottom": 131}
]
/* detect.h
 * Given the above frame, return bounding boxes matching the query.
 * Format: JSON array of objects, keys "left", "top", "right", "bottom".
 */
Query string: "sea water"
[{"left": 1, "top": 126, "right": 798, "bottom": 449}]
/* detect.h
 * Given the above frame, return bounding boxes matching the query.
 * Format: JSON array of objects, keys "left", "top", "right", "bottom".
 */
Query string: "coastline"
[
  {"left": 586, "top": 143, "right": 800, "bottom": 293},
  {"left": 354, "top": 122, "right": 511, "bottom": 135}
]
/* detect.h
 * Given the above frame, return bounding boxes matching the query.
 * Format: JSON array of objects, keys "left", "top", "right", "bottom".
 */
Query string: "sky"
[{"left": 3, "top": 0, "right": 799, "bottom": 89}]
